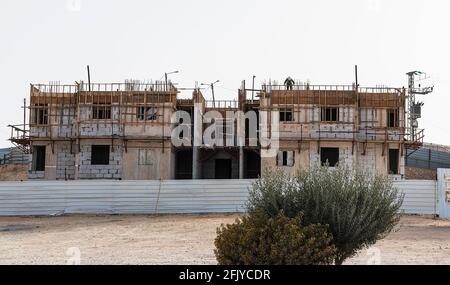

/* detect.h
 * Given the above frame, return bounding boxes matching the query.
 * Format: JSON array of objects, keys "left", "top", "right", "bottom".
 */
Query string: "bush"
[
  {"left": 247, "top": 166, "right": 403, "bottom": 265},
  {"left": 214, "top": 211, "right": 336, "bottom": 265}
]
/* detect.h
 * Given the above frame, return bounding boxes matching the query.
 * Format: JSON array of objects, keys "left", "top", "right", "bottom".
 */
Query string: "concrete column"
[
  {"left": 239, "top": 146, "right": 244, "bottom": 179},
  {"left": 192, "top": 147, "right": 199, "bottom": 179},
  {"left": 74, "top": 141, "right": 80, "bottom": 180},
  {"left": 193, "top": 101, "right": 203, "bottom": 180}
]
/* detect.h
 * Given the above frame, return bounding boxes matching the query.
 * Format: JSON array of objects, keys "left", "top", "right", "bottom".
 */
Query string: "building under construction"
[{"left": 8, "top": 73, "right": 428, "bottom": 180}]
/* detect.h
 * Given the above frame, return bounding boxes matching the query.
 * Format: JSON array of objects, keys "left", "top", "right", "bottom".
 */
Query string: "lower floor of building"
[{"left": 28, "top": 139, "right": 405, "bottom": 180}]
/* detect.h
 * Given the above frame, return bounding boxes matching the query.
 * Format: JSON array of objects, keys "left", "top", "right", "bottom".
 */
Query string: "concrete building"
[{"left": 8, "top": 78, "right": 423, "bottom": 180}]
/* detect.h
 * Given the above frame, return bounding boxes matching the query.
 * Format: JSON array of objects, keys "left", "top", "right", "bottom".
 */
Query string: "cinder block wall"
[
  {"left": 261, "top": 141, "right": 406, "bottom": 179},
  {"left": 405, "top": 166, "right": 437, "bottom": 180},
  {"left": 78, "top": 143, "right": 122, "bottom": 179},
  {"left": 56, "top": 143, "right": 75, "bottom": 180}
]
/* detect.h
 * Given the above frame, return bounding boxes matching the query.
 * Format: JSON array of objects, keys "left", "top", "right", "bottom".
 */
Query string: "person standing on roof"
[{"left": 284, "top": 76, "right": 295, "bottom": 90}]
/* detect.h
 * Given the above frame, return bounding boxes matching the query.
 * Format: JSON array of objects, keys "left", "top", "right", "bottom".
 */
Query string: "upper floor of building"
[{"left": 9, "top": 78, "right": 421, "bottom": 150}]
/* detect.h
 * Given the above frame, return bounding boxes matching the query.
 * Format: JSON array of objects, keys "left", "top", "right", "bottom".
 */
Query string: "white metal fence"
[
  {"left": 0, "top": 179, "right": 440, "bottom": 216},
  {"left": 395, "top": 180, "right": 437, "bottom": 215},
  {"left": 0, "top": 180, "right": 253, "bottom": 216}
]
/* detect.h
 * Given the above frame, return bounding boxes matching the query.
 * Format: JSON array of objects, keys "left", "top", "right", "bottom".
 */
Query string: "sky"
[{"left": 0, "top": 0, "right": 449, "bottom": 148}]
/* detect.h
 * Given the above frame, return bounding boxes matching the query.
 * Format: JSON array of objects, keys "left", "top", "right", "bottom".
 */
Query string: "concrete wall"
[
  {"left": 123, "top": 102, "right": 175, "bottom": 138},
  {"left": 309, "top": 141, "right": 354, "bottom": 169},
  {"left": 29, "top": 140, "right": 176, "bottom": 180},
  {"left": 275, "top": 105, "right": 355, "bottom": 140},
  {"left": 29, "top": 102, "right": 175, "bottom": 139},
  {"left": 201, "top": 150, "right": 239, "bottom": 179},
  {"left": 122, "top": 142, "right": 174, "bottom": 180},
  {"left": 56, "top": 142, "right": 75, "bottom": 180},
  {"left": 28, "top": 99, "right": 177, "bottom": 180},
  {"left": 357, "top": 143, "right": 377, "bottom": 175},
  {"left": 405, "top": 166, "right": 437, "bottom": 180},
  {"left": 30, "top": 126, "right": 49, "bottom": 138},
  {"left": 78, "top": 142, "right": 122, "bottom": 179},
  {"left": 261, "top": 141, "right": 405, "bottom": 178},
  {"left": 28, "top": 142, "right": 56, "bottom": 180},
  {"left": 261, "top": 141, "right": 310, "bottom": 176}
]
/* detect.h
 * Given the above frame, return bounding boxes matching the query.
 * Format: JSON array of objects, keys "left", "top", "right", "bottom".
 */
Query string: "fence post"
[{"left": 437, "top": 168, "right": 450, "bottom": 219}]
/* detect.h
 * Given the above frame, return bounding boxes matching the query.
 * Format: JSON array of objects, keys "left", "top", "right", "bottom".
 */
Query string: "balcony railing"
[
  {"left": 262, "top": 83, "right": 402, "bottom": 94},
  {"left": 78, "top": 81, "right": 177, "bottom": 93},
  {"left": 205, "top": 100, "right": 239, "bottom": 109},
  {"left": 31, "top": 81, "right": 178, "bottom": 94},
  {"left": 32, "top": 84, "right": 78, "bottom": 94},
  {"left": 7, "top": 124, "right": 30, "bottom": 154}
]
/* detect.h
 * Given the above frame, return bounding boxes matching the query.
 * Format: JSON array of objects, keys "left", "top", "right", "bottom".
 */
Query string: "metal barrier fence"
[{"left": 0, "top": 179, "right": 440, "bottom": 216}]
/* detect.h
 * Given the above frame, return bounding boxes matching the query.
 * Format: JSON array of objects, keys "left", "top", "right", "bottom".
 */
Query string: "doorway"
[
  {"left": 388, "top": 149, "right": 399, "bottom": 174},
  {"left": 215, "top": 159, "right": 232, "bottom": 179},
  {"left": 245, "top": 151, "right": 261, "bottom": 178},
  {"left": 176, "top": 149, "right": 193, "bottom": 179}
]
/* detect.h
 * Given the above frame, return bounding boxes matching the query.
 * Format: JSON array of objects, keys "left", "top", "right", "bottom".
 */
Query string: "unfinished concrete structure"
[
  {"left": 257, "top": 81, "right": 421, "bottom": 179},
  {"left": 8, "top": 77, "right": 424, "bottom": 180},
  {"left": 9, "top": 81, "right": 177, "bottom": 180}
]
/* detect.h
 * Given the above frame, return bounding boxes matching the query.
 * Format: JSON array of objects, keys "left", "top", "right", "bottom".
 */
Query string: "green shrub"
[
  {"left": 247, "top": 169, "right": 297, "bottom": 217},
  {"left": 214, "top": 211, "right": 336, "bottom": 265},
  {"left": 247, "top": 166, "right": 403, "bottom": 265}
]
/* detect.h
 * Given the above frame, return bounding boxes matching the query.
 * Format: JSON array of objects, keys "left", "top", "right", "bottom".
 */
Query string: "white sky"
[{"left": 0, "top": 0, "right": 449, "bottom": 148}]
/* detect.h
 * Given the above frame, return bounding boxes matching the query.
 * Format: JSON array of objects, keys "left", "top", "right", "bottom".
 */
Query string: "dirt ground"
[
  {"left": 0, "top": 214, "right": 449, "bottom": 265},
  {"left": 0, "top": 165, "right": 28, "bottom": 181}
]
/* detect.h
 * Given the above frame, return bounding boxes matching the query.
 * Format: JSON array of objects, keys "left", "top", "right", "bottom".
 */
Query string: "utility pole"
[
  {"left": 164, "top": 70, "right": 179, "bottom": 91},
  {"left": 22, "top": 98, "right": 26, "bottom": 137},
  {"left": 87, "top": 65, "right": 91, "bottom": 92},
  {"left": 406, "top": 71, "right": 433, "bottom": 141},
  {"left": 354, "top": 65, "right": 359, "bottom": 157},
  {"left": 201, "top": 80, "right": 220, "bottom": 108},
  {"left": 211, "top": 82, "right": 216, "bottom": 107},
  {"left": 252, "top": 75, "right": 256, "bottom": 101}
]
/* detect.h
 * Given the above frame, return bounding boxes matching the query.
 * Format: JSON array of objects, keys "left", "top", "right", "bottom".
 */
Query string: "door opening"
[
  {"left": 389, "top": 149, "right": 399, "bottom": 174},
  {"left": 215, "top": 159, "right": 232, "bottom": 179}
]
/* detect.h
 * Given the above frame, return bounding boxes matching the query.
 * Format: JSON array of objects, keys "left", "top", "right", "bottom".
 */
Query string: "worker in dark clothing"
[{"left": 284, "top": 76, "right": 295, "bottom": 90}]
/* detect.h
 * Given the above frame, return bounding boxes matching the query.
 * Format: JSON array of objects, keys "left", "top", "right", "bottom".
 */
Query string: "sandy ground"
[{"left": 0, "top": 214, "right": 449, "bottom": 265}]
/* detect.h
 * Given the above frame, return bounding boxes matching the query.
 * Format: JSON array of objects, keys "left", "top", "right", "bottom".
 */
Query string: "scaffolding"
[
  {"left": 255, "top": 82, "right": 415, "bottom": 156},
  {"left": 9, "top": 79, "right": 423, "bottom": 160},
  {"left": 9, "top": 81, "right": 179, "bottom": 155},
  {"left": 6, "top": 76, "right": 425, "bottom": 180}
]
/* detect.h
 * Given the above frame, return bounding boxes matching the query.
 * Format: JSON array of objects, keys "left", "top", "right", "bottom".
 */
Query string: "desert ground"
[{"left": 0, "top": 214, "right": 449, "bottom": 265}]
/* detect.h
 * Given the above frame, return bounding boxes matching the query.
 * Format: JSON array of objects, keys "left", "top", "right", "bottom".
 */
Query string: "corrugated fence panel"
[
  {"left": 0, "top": 180, "right": 162, "bottom": 216},
  {"left": 395, "top": 180, "right": 437, "bottom": 215},
  {"left": 0, "top": 180, "right": 254, "bottom": 216},
  {"left": 0, "top": 179, "right": 437, "bottom": 216},
  {"left": 156, "top": 180, "right": 252, "bottom": 214}
]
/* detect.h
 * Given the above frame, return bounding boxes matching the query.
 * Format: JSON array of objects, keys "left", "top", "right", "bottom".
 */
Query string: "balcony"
[{"left": 8, "top": 124, "right": 30, "bottom": 154}]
